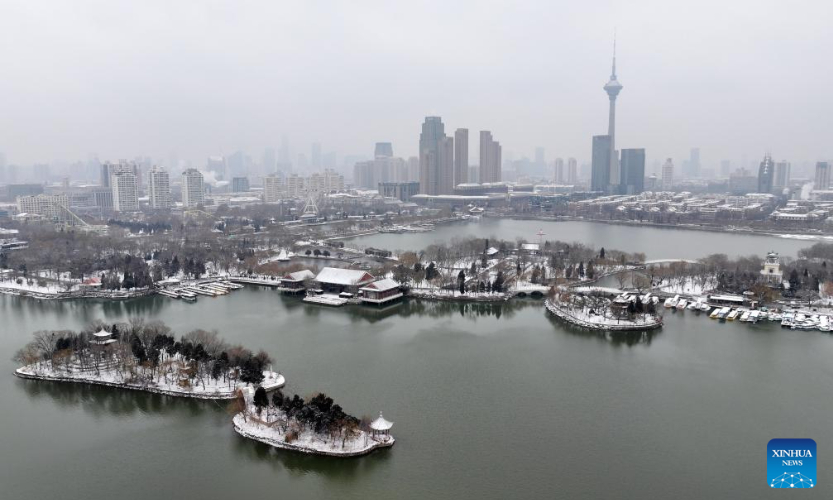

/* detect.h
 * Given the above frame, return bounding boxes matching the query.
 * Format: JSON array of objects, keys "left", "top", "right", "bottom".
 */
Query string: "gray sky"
[{"left": 1, "top": 0, "right": 831, "bottom": 169}]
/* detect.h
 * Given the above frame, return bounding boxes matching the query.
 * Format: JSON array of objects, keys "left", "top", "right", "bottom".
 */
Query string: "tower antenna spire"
[{"left": 612, "top": 29, "right": 617, "bottom": 78}]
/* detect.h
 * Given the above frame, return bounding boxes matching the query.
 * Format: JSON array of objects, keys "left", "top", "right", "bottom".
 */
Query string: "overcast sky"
[{"left": 1, "top": 0, "right": 831, "bottom": 169}]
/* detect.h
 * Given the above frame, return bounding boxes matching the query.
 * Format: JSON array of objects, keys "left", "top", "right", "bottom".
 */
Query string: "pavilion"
[
  {"left": 359, "top": 278, "right": 403, "bottom": 305},
  {"left": 370, "top": 412, "right": 394, "bottom": 442}
]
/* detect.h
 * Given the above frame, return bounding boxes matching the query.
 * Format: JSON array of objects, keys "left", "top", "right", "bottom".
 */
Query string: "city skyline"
[{"left": 0, "top": 2, "right": 831, "bottom": 167}]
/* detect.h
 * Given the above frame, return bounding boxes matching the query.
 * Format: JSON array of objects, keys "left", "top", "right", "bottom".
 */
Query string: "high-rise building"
[
  {"left": 419, "top": 117, "right": 447, "bottom": 195},
  {"left": 311, "top": 142, "right": 322, "bottom": 169},
  {"left": 757, "top": 154, "right": 774, "bottom": 193},
  {"left": 566, "top": 158, "right": 578, "bottom": 184},
  {"left": 374, "top": 142, "right": 393, "bottom": 159},
  {"left": 686, "top": 148, "right": 701, "bottom": 178},
  {"left": 231, "top": 177, "right": 250, "bottom": 192},
  {"left": 181, "top": 168, "right": 205, "bottom": 208},
  {"left": 438, "top": 137, "right": 455, "bottom": 194},
  {"left": 603, "top": 39, "right": 623, "bottom": 193},
  {"left": 112, "top": 169, "right": 139, "bottom": 212},
  {"left": 815, "top": 162, "right": 830, "bottom": 190},
  {"left": 479, "top": 131, "right": 502, "bottom": 184},
  {"left": 661, "top": 158, "right": 674, "bottom": 191},
  {"left": 535, "top": 147, "right": 545, "bottom": 167},
  {"left": 773, "top": 161, "right": 791, "bottom": 189},
  {"left": 148, "top": 166, "right": 171, "bottom": 209},
  {"left": 620, "top": 149, "right": 646, "bottom": 195},
  {"left": 554, "top": 158, "right": 565, "bottom": 183},
  {"left": 454, "top": 129, "right": 468, "bottom": 187},
  {"left": 262, "top": 148, "right": 276, "bottom": 173},
  {"left": 16, "top": 194, "right": 70, "bottom": 222},
  {"left": 591, "top": 135, "right": 612, "bottom": 191},
  {"left": 207, "top": 156, "right": 226, "bottom": 179},
  {"left": 263, "top": 175, "right": 282, "bottom": 202}
]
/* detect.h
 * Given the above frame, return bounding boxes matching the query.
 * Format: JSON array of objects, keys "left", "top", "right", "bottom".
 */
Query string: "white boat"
[
  {"left": 664, "top": 295, "right": 680, "bottom": 308},
  {"left": 676, "top": 299, "right": 688, "bottom": 310},
  {"left": 739, "top": 310, "right": 751, "bottom": 322},
  {"left": 749, "top": 311, "right": 760, "bottom": 323},
  {"left": 717, "top": 307, "right": 731, "bottom": 319},
  {"left": 727, "top": 309, "right": 739, "bottom": 321},
  {"left": 699, "top": 302, "right": 711, "bottom": 312},
  {"left": 819, "top": 316, "right": 830, "bottom": 332},
  {"left": 781, "top": 313, "right": 794, "bottom": 328},
  {"left": 709, "top": 308, "right": 721, "bottom": 319}
]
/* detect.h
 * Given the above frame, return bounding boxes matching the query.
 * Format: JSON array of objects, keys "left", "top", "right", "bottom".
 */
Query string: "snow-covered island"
[
  {"left": 546, "top": 289, "right": 663, "bottom": 332},
  {"left": 13, "top": 321, "right": 284, "bottom": 399},
  {"left": 233, "top": 387, "right": 395, "bottom": 457}
]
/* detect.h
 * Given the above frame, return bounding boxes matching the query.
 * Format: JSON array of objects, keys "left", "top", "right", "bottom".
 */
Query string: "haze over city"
[{"left": 1, "top": 0, "right": 832, "bottom": 167}]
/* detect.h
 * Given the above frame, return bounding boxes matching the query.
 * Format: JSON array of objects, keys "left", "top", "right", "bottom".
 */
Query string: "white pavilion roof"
[
  {"left": 315, "top": 267, "right": 375, "bottom": 286},
  {"left": 370, "top": 412, "right": 393, "bottom": 431},
  {"left": 92, "top": 328, "right": 112, "bottom": 338},
  {"left": 360, "top": 278, "right": 400, "bottom": 293}
]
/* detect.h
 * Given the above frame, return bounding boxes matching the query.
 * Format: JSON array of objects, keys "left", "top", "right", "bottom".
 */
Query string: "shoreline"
[
  {"left": 0, "top": 286, "right": 153, "bottom": 301},
  {"left": 505, "top": 215, "right": 830, "bottom": 240},
  {"left": 545, "top": 299, "right": 663, "bottom": 332},
  {"left": 232, "top": 414, "right": 394, "bottom": 457},
  {"left": 13, "top": 367, "right": 285, "bottom": 400}
]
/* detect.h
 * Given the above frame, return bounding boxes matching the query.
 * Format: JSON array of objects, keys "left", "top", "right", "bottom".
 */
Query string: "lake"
[{"left": 1, "top": 288, "right": 832, "bottom": 499}]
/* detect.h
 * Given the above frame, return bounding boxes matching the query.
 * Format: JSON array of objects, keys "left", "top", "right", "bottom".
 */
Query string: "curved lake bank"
[
  {"left": 3, "top": 289, "right": 833, "bottom": 499},
  {"left": 343, "top": 218, "right": 813, "bottom": 259}
]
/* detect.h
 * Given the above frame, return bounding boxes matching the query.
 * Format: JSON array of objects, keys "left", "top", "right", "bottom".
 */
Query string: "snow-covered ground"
[
  {"left": 545, "top": 300, "right": 662, "bottom": 331},
  {"left": 233, "top": 408, "right": 393, "bottom": 457},
  {"left": 15, "top": 362, "right": 284, "bottom": 400}
]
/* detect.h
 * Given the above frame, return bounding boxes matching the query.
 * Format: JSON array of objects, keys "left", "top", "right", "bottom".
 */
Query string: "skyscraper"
[
  {"left": 112, "top": 169, "right": 139, "bottom": 212},
  {"left": 566, "top": 158, "right": 578, "bottom": 184},
  {"left": 374, "top": 142, "right": 393, "bottom": 159},
  {"left": 479, "top": 131, "right": 501, "bottom": 183},
  {"left": 773, "top": 161, "right": 791, "bottom": 189},
  {"left": 591, "top": 135, "right": 611, "bottom": 192},
  {"left": 688, "top": 148, "right": 701, "bottom": 178},
  {"left": 439, "top": 137, "right": 455, "bottom": 195},
  {"left": 554, "top": 158, "right": 565, "bottom": 183},
  {"left": 454, "top": 129, "right": 468, "bottom": 187},
  {"left": 148, "top": 165, "right": 171, "bottom": 209},
  {"left": 661, "top": 158, "right": 674, "bottom": 191},
  {"left": 620, "top": 149, "right": 645, "bottom": 195},
  {"left": 311, "top": 142, "right": 322, "bottom": 169},
  {"left": 757, "top": 153, "right": 774, "bottom": 193},
  {"left": 603, "top": 38, "right": 623, "bottom": 193},
  {"left": 815, "top": 162, "right": 830, "bottom": 190},
  {"left": 181, "top": 168, "right": 205, "bottom": 208},
  {"left": 535, "top": 147, "right": 545, "bottom": 167},
  {"left": 419, "top": 117, "right": 447, "bottom": 195}
]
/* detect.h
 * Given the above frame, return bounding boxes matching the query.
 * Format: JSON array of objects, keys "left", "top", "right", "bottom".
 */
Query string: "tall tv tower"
[{"left": 603, "top": 35, "right": 623, "bottom": 188}]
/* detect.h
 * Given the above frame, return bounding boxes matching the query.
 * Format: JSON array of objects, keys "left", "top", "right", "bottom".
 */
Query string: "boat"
[
  {"left": 781, "top": 312, "right": 794, "bottom": 328},
  {"left": 739, "top": 310, "right": 751, "bottom": 322},
  {"left": 182, "top": 294, "right": 197, "bottom": 303},
  {"left": 699, "top": 302, "right": 711, "bottom": 312},
  {"left": 717, "top": 307, "right": 731, "bottom": 319},
  {"left": 819, "top": 316, "right": 830, "bottom": 332},
  {"left": 687, "top": 301, "right": 698, "bottom": 310},
  {"left": 676, "top": 299, "right": 688, "bottom": 310},
  {"left": 748, "top": 311, "right": 760, "bottom": 323},
  {"left": 664, "top": 295, "right": 679, "bottom": 308},
  {"left": 727, "top": 309, "right": 739, "bottom": 321}
]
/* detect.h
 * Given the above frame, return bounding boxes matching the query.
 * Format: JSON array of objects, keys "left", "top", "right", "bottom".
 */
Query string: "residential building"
[
  {"left": 454, "top": 128, "right": 468, "bottom": 187},
  {"left": 181, "top": 168, "right": 205, "bottom": 208},
  {"left": 379, "top": 181, "right": 420, "bottom": 202},
  {"left": 554, "top": 158, "right": 565, "bottom": 183},
  {"left": 111, "top": 168, "right": 139, "bottom": 212},
  {"left": 661, "top": 158, "right": 674, "bottom": 191},
  {"left": 757, "top": 154, "right": 774, "bottom": 194},
  {"left": 566, "top": 158, "right": 578, "bottom": 184},
  {"left": 773, "top": 161, "right": 791, "bottom": 190},
  {"left": 148, "top": 166, "right": 171, "bottom": 209},
  {"left": 419, "top": 117, "right": 448, "bottom": 195},
  {"left": 374, "top": 142, "right": 393, "bottom": 158},
  {"left": 16, "top": 194, "right": 70, "bottom": 222},
  {"left": 479, "top": 131, "right": 502, "bottom": 184},
  {"left": 231, "top": 177, "right": 250, "bottom": 192}
]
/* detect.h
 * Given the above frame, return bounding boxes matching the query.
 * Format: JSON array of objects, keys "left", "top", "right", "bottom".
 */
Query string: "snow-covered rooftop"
[
  {"left": 360, "top": 278, "right": 401, "bottom": 292},
  {"left": 315, "top": 267, "right": 375, "bottom": 286},
  {"left": 370, "top": 412, "right": 393, "bottom": 431},
  {"left": 283, "top": 270, "right": 315, "bottom": 281},
  {"left": 92, "top": 328, "right": 112, "bottom": 338}
]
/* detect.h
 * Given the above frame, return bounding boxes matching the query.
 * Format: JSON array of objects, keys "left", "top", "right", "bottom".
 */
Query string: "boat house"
[
  {"left": 279, "top": 270, "right": 315, "bottom": 293},
  {"left": 314, "top": 267, "right": 375, "bottom": 295},
  {"left": 359, "top": 278, "right": 403, "bottom": 305}
]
